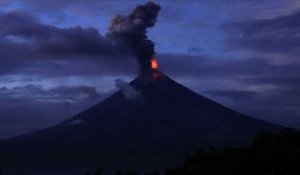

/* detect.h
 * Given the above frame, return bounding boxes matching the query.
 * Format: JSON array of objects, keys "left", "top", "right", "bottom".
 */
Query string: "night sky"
[{"left": 0, "top": 0, "right": 300, "bottom": 139}]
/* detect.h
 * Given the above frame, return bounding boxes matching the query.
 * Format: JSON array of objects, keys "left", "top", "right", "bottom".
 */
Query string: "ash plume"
[{"left": 107, "top": 1, "right": 161, "bottom": 74}]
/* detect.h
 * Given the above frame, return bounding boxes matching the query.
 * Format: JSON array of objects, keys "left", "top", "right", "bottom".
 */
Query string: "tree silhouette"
[
  {"left": 125, "top": 170, "right": 138, "bottom": 175},
  {"left": 94, "top": 168, "right": 103, "bottom": 175},
  {"left": 114, "top": 169, "right": 122, "bottom": 175},
  {"left": 145, "top": 170, "right": 160, "bottom": 175}
]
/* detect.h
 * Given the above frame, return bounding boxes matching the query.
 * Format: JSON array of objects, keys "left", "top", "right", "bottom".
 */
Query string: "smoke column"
[{"left": 107, "top": 1, "right": 161, "bottom": 75}]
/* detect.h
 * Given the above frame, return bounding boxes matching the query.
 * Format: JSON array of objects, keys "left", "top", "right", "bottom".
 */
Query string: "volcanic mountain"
[{"left": 0, "top": 71, "right": 281, "bottom": 175}]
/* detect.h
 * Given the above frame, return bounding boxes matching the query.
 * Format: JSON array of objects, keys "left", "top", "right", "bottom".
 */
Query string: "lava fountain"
[
  {"left": 150, "top": 57, "right": 161, "bottom": 79},
  {"left": 151, "top": 58, "right": 158, "bottom": 69}
]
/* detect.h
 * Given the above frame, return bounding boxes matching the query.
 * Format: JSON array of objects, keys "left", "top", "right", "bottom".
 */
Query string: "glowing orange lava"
[{"left": 151, "top": 58, "right": 158, "bottom": 69}]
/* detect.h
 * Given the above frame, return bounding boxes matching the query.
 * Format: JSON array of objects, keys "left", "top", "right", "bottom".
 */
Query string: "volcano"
[{"left": 0, "top": 72, "right": 281, "bottom": 175}]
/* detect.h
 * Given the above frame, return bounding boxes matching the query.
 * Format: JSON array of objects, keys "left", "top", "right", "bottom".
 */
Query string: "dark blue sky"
[{"left": 0, "top": 0, "right": 300, "bottom": 139}]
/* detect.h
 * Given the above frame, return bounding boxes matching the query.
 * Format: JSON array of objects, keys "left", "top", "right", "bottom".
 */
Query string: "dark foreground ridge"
[{"left": 0, "top": 72, "right": 282, "bottom": 175}]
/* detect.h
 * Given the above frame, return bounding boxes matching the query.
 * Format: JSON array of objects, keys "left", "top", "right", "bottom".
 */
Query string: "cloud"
[
  {"left": 225, "top": 10, "right": 300, "bottom": 57},
  {"left": 0, "top": 84, "right": 110, "bottom": 139},
  {"left": 242, "top": 76, "right": 300, "bottom": 88},
  {"left": 204, "top": 90, "right": 258, "bottom": 101},
  {"left": 0, "top": 10, "right": 143, "bottom": 77},
  {"left": 0, "top": 10, "right": 114, "bottom": 56},
  {"left": 115, "top": 79, "right": 140, "bottom": 100},
  {"left": 0, "top": 84, "right": 103, "bottom": 103}
]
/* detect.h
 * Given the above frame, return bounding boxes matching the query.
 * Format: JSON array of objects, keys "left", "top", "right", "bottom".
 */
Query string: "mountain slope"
[{"left": 0, "top": 73, "right": 281, "bottom": 175}]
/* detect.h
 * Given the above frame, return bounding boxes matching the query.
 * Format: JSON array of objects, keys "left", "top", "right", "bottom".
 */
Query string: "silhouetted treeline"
[
  {"left": 166, "top": 128, "right": 300, "bottom": 175},
  {"left": 84, "top": 128, "right": 300, "bottom": 175}
]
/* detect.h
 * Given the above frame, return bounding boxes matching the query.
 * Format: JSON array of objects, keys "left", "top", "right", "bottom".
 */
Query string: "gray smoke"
[
  {"left": 107, "top": 1, "right": 161, "bottom": 75},
  {"left": 115, "top": 79, "right": 140, "bottom": 100}
]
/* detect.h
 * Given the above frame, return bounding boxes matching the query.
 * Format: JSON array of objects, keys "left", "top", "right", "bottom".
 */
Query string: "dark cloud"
[
  {"left": 6, "top": 57, "right": 138, "bottom": 78},
  {"left": 0, "top": 10, "right": 141, "bottom": 76},
  {"left": 0, "top": 10, "right": 113, "bottom": 56},
  {"left": 225, "top": 10, "right": 300, "bottom": 55}
]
